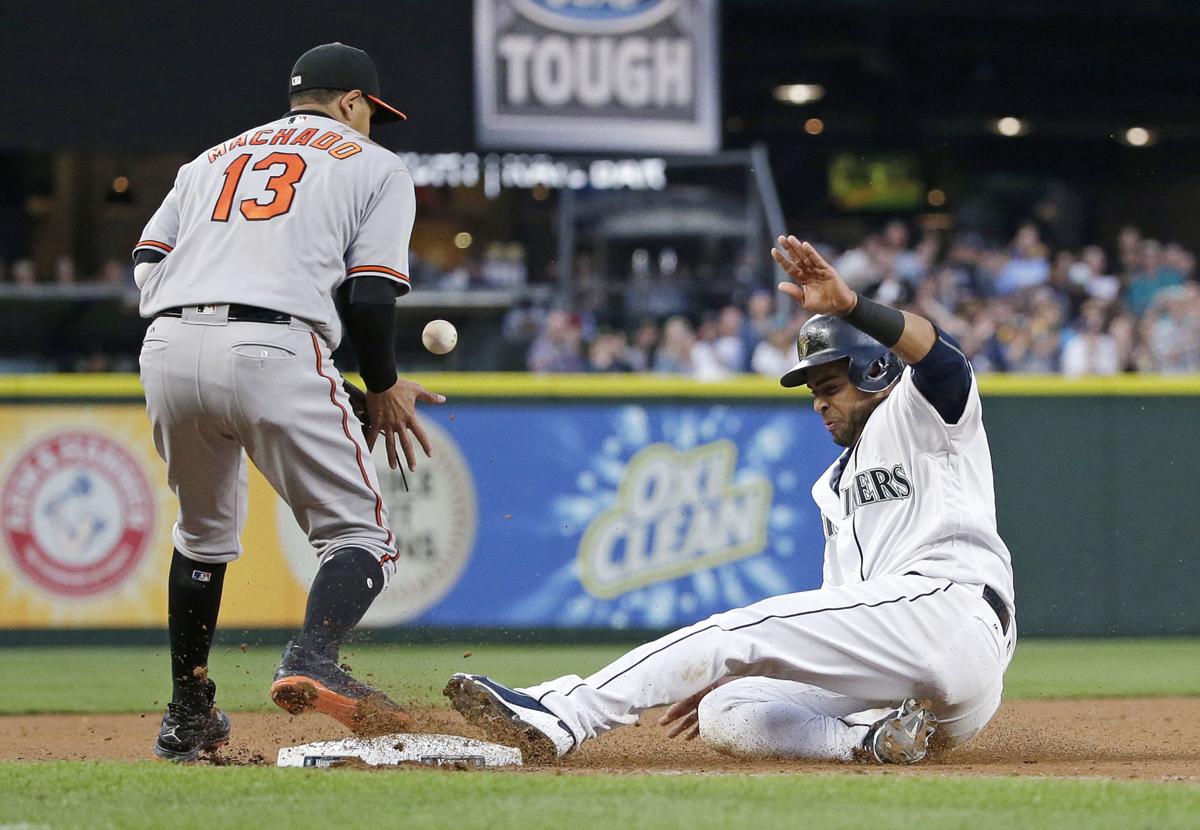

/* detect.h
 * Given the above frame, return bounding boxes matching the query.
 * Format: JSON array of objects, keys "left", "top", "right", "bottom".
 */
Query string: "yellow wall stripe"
[{"left": 3, "top": 372, "right": 1200, "bottom": 399}]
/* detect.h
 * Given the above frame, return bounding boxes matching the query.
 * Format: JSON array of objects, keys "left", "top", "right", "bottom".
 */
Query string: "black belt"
[
  {"left": 982, "top": 585, "right": 1011, "bottom": 635},
  {"left": 156, "top": 304, "right": 291, "bottom": 324},
  {"left": 907, "top": 572, "right": 1010, "bottom": 635}
]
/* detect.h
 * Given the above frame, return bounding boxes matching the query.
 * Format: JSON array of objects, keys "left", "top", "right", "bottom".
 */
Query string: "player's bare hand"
[
  {"left": 365, "top": 380, "right": 446, "bottom": 471},
  {"left": 771, "top": 235, "right": 858, "bottom": 316},
  {"left": 658, "top": 679, "right": 728, "bottom": 741}
]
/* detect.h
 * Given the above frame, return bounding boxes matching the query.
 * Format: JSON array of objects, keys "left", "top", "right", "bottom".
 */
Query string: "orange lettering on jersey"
[
  {"left": 311, "top": 131, "right": 341, "bottom": 150},
  {"left": 207, "top": 145, "right": 227, "bottom": 163},
  {"left": 270, "top": 128, "right": 297, "bottom": 145},
  {"left": 227, "top": 134, "right": 248, "bottom": 151},
  {"left": 290, "top": 128, "right": 318, "bottom": 146},
  {"left": 250, "top": 129, "right": 273, "bottom": 145},
  {"left": 328, "top": 142, "right": 363, "bottom": 160}
]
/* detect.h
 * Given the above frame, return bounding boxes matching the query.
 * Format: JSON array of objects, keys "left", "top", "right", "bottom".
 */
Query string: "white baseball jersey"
[
  {"left": 811, "top": 367, "right": 1015, "bottom": 609},
  {"left": 135, "top": 112, "right": 415, "bottom": 347}
]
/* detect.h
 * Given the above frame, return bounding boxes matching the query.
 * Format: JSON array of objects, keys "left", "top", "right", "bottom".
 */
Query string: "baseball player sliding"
[
  {"left": 447, "top": 236, "right": 1016, "bottom": 764},
  {"left": 135, "top": 44, "right": 441, "bottom": 762}
]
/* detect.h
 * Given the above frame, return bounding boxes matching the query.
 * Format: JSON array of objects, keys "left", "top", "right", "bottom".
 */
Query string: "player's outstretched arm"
[
  {"left": 771, "top": 235, "right": 937, "bottom": 363},
  {"left": 772, "top": 235, "right": 973, "bottom": 423}
]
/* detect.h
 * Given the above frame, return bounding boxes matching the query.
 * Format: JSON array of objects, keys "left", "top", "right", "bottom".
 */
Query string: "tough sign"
[{"left": 475, "top": 0, "right": 720, "bottom": 153}]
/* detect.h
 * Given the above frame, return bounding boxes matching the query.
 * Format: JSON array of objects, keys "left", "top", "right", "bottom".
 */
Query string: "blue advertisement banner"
[{"left": 407, "top": 402, "right": 840, "bottom": 629}]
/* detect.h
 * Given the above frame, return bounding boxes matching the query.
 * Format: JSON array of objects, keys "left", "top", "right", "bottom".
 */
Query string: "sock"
[
  {"left": 295, "top": 547, "right": 384, "bottom": 659},
  {"left": 168, "top": 549, "right": 227, "bottom": 710}
]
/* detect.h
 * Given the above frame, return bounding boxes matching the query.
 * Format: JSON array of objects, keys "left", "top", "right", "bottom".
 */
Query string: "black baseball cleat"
[
  {"left": 443, "top": 673, "right": 577, "bottom": 764},
  {"left": 153, "top": 680, "right": 231, "bottom": 763},
  {"left": 270, "top": 640, "right": 412, "bottom": 736}
]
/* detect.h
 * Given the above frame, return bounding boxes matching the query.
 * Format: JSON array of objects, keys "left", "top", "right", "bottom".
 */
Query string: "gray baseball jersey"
[{"left": 136, "top": 112, "right": 415, "bottom": 347}]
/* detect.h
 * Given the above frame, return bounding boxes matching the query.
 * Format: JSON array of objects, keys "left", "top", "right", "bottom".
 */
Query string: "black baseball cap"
[{"left": 289, "top": 43, "right": 407, "bottom": 124}]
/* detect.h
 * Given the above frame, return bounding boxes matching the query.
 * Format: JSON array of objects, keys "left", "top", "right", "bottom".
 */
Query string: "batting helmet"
[{"left": 779, "top": 314, "right": 904, "bottom": 392}]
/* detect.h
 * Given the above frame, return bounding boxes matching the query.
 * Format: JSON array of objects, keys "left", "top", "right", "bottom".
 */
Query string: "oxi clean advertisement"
[{"left": 0, "top": 389, "right": 835, "bottom": 630}]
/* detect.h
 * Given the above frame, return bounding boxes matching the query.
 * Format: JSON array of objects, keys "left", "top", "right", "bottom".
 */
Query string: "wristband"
[{"left": 841, "top": 292, "right": 905, "bottom": 348}]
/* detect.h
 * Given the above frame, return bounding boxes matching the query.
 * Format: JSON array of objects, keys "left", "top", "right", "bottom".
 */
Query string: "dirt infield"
[{"left": 3, "top": 698, "right": 1197, "bottom": 781}]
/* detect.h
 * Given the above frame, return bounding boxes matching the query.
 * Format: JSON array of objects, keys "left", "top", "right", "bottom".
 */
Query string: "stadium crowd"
[
  {"left": 3, "top": 222, "right": 1198, "bottom": 377},
  {"left": 513, "top": 222, "right": 1200, "bottom": 377}
]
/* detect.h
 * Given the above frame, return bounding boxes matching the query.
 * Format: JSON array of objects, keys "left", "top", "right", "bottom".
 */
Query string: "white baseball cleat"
[
  {"left": 864, "top": 698, "right": 937, "bottom": 764},
  {"left": 443, "top": 673, "right": 577, "bottom": 763}
]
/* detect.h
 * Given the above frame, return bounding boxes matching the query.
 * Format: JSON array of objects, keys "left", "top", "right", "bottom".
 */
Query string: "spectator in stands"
[
  {"left": 994, "top": 223, "right": 1050, "bottom": 296},
  {"left": 11, "top": 258, "right": 35, "bottom": 287},
  {"left": 943, "top": 232, "right": 992, "bottom": 301},
  {"left": 1068, "top": 245, "right": 1121, "bottom": 302},
  {"left": 99, "top": 258, "right": 132, "bottom": 287},
  {"left": 834, "top": 236, "right": 878, "bottom": 292},
  {"left": 587, "top": 330, "right": 633, "bottom": 373},
  {"left": 1126, "top": 239, "right": 1185, "bottom": 317},
  {"left": 750, "top": 324, "right": 796, "bottom": 378},
  {"left": 653, "top": 316, "right": 696, "bottom": 375},
  {"left": 690, "top": 317, "right": 732, "bottom": 382},
  {"left": 741, "top": 289, "right": 774, "bottom": 356},
  {"left": 1061, "top": 299, "right": 1120, "bottom": 377},
  {"left": 54, "top": 255, "right": 76, "bottom": 285},
  {"left": 1116, "top": 225, "right": 1142, "bottom": 273},
  {"left": 624, "top": 319, "right": 659, "bottom": 372},
  {"left": 1163, "top": 241, "right": 1195, "bottom": 282},
  {"left": 483, "top": 242, "right": 528, "bottom": 288},
  {"left": 528, "top": 310, "right": 586, "bottom": 373},
  {"left": 883, "top": 219, "right": 925, "bottom": 284},
  {"left": 714, "top": 305, "right": 747, "bottom": 373},
  {"left": 1140, "top": 284, "right": 1200, "bottom": 373},
  {"left": 442, "top": 256, "right": 487, "bottom": 291}
]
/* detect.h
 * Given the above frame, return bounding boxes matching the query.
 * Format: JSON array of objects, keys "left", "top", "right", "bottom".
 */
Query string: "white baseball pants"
[
  {"left": 139, "top": 306, "right": 398, "bottom": 582},
  {"left": 524, "top": 574, "right": 1014, "bottom": 759}
]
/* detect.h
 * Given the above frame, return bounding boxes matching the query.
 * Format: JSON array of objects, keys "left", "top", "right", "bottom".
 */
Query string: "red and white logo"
[{"left": 1, "top": 431, "right": 155, "bottom": 598}]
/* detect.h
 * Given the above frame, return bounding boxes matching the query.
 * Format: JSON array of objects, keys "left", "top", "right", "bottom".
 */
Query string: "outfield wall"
[{"left": 0, "top": 374, "right": 1196, "bottom": 637}]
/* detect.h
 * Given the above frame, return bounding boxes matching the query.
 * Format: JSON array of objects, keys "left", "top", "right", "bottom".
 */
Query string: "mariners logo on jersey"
[{"left": 840, "top": 464, "right": 912, "bottom": 518}]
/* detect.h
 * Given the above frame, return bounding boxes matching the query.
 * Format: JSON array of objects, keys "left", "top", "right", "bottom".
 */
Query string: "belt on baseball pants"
[
  {"left": 907, "top": 572, "right": 1010, "bottom": 635},
  {"left": 156, "top": 304, "right": 291, "bottom": 324}
]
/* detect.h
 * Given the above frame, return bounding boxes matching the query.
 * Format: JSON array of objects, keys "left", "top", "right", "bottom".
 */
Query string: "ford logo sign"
[{"left": 509, "top": 0, "right": 681, "bottom": 34}]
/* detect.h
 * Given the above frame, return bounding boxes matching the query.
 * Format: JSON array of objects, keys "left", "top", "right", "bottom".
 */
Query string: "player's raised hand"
[
  {"left": 366, "top": 379, "right": 446, "bottom": 471},
  {"left": 771, "top": 235, "right": 858, "bottom": 316}
]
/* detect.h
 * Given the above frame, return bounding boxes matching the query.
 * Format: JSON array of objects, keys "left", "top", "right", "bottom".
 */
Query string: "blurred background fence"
[{"left": 1, "top": 374, "right": 1196, "bottom": 639}]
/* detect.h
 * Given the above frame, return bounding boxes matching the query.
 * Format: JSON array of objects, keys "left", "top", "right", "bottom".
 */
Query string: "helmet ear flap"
[{"left": 864, "top": 356, "right": 889, "bottom": 382}]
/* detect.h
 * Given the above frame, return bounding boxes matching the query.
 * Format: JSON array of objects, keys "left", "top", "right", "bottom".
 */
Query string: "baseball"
[{"left": 422, "top": 319, "right": 458, "bottom": 355}]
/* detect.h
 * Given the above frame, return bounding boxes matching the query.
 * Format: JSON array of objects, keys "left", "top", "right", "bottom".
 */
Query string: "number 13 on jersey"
[{"left": 212, "top": 152, "right": 307, "bottom": 222}]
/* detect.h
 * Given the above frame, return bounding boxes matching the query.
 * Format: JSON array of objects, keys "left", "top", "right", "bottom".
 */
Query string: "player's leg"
[
  {"left": 449, "top": 574, "right": 1005, "bottom": 759},
  {"left": 699, "top": 629, "right": 1009, "bottom": 760},
  {"left": 226, "top": 323, "right": 407, "bottom": 733},
  {"left": 696, "top": 678, "right": 879, "bottom": 760},
  {"left": 141, "top": 318, "right": 244, "bottom": 760}
]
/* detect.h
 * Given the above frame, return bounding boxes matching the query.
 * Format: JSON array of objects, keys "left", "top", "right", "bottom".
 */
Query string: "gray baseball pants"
[{"left": 138, "top": 305, "right": 398, "bottom": 584}]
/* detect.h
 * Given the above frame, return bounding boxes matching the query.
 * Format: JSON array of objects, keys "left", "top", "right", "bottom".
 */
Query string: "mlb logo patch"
[
  {"left": 192, "top": 570, "right": 212, "bottom": 583},
  {"left": 291, "top": 74, "right": 302, "bottom": 86}
]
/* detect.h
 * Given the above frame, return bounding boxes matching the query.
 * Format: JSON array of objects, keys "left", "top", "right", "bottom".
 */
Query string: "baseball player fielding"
[
  {"left": 135, "top": 43, "right": 444, "bottom": 762},
  {"left": 444, "top": 234, "right": 1014, "bottom": 765}
]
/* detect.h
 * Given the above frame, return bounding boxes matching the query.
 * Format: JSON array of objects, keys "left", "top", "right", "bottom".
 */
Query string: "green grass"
[
  {"left": 2, "top": 762, "right": 1198, "bottom": 830},
  {"left": 0, "top": 638, "right": 1197, "bottom": 715}
]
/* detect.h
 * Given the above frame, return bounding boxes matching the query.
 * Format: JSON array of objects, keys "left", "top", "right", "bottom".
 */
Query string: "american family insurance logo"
[{"left": 1, "top": 431, "right": 154, "bottom": 597}]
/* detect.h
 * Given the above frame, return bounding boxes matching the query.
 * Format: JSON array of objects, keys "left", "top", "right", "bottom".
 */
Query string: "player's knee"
[
  {"left": 319, "top": 540, "right": 395, "bottom": 589},
  {"left": 172, "top": 528, "right": 241, "bottom": 564},
  {"left": 696, "top": 683, "right": 779, "bottom": 757}
]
